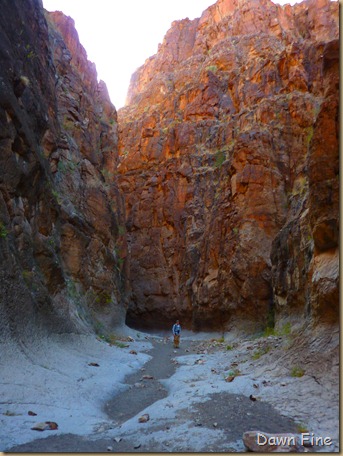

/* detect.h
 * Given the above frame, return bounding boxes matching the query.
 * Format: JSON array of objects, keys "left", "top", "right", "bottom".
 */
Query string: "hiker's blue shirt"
[{"left": 172, "top": 324, "right": 181, "bottom": 335}]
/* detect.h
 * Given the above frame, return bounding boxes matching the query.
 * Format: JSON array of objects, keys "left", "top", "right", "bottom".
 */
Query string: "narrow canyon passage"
[{"left": 0, "top": 0, "right": 338, "bottom": 452}]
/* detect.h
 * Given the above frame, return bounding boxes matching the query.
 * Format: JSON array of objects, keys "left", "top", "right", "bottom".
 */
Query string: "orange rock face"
[{"left": 118, "top": 0, "right": 339, "bottom": 331}]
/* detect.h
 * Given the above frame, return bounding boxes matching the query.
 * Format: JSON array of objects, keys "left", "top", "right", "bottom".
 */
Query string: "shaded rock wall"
[
  {"left": 0, "top": 0, "right": 126, "bottom": 342},
  {"left": 271, "top": 37, "right": 339, "bottom": 328},
  {"left": 118, "top": 0, "right": 339, "bottom": 331}
]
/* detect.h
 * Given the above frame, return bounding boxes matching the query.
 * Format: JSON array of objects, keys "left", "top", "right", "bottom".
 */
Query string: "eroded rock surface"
[
  {"left": 0, "top": 0, "right": 126, "bottom": 342},
  {"left": 118, "top": 0, "right": 339, "bottom": 331}
]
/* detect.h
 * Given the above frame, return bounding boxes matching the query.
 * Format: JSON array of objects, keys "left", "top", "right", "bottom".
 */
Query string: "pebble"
[
  {"left": 138, "top": 413, "right": 150, "bottom": 423},
  {"left": 107, "top": 446, "right": 113, "bottom": 451}
]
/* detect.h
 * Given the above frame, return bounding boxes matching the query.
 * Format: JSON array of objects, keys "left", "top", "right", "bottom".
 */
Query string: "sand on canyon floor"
[{"left": 1, "top": 325, "right": 339, "bottom": 453}]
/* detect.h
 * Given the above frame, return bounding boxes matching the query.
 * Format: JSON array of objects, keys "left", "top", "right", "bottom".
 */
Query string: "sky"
[{"left": 42, "top": 0, "right": 300, "bottom": 110}]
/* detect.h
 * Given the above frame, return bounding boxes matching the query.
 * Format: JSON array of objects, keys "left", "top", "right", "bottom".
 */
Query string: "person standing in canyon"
[{"left": 172, "top": 320, "right": 181, "bottom": 348}]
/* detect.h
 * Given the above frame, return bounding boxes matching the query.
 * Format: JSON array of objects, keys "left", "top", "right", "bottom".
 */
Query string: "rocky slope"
[
  {"left": 0, "top": 0, "right": 126, "bottom": 343},
  {"left": 118, "top": 0, "right": 339, "bottom": 332}
]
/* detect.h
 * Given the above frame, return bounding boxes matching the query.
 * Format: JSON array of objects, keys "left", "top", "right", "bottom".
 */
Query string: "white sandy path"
[{"left": 0, "top": 328, "right": 339, "bottom": 452}]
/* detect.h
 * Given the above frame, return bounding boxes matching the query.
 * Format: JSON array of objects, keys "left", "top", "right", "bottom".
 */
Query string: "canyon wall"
[
  {"left": 0, "top": 0, "right": 126, "bottom": 342},
  {"left": 0, "top": 0, "right": 338, "bottom": 339},
  {"left": 118, "top": 0, "right": 339, "bottom": 331}
]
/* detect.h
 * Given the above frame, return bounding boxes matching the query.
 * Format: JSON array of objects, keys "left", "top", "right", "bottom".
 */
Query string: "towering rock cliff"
[
  {"left": 0, "top": 0, "right": 338, "bottom": 340},
  {"left": 0, "top": 0, "right": 126, "bottom": 343},
  {"left": 118, "top": 0, "right": 339, "bottom": 331}
]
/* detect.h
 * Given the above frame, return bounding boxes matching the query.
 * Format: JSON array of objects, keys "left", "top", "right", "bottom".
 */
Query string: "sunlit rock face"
[
  {"left": 0, "top": 0, "right": 126, "bottom": 342},
  {"left": 118, "top": 0, "right": 339, "bottom": 331}
]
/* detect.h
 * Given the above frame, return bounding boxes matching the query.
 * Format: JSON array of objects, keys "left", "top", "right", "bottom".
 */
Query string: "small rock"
[
  {"left": 134, "top": 443, "right": 141, "bottom": 449},
  {"left": 46, "top": 421, "right": 58, "bottom": 430},
  {"left": 31, "top": 422, "right": 49, "bottom": 431},
  {"left": 114, "top": 437, "right": 122, "bottom": 443},
  {"left": 141, "top": 374, "right": 154, "bottom": 380},
  {"left": 253, "top": 383, "right": 259, "bottom": 389},
  {"left": 31, "top": 421, "right": 58, "bottom": 431},
  {"left": 28, "top": 410, "right": 37, "bottom": 416},
  {"left": 88, "top": 362, "right": 99, "bottom": 367},
  {"left": 249, "top": 394, "right": 257, "bottom": 401},
  {"left": 213, "top": 422, "right": 218, "bottom": 427},
  {"left": 128, "top": 336, "right": 134, "bottom": 342},
  {"left": 195, "top": 359, "right": 205, "bottom": 364},
  {"left": 243, "top": 431, "right": 308, "bottom": 452},
  {"left": 107, "top": 446, "right": 113, "bottom": 451},
  {"left": 138, "top": 413, "right": 150, "bottom": 423},
  {"left": 225, "top": 376, "right": 235, "bottom": 382},
  {"left": 129, "top": 350, "right": 137, "bottom": 355}
]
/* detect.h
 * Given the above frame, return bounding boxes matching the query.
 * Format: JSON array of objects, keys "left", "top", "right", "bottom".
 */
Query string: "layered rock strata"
[
  {"left": 118, "top": 0, "right": 339, "bottom": 331},
  {"left": 0, "top": 0, "right": 126, "bottom": 342}
]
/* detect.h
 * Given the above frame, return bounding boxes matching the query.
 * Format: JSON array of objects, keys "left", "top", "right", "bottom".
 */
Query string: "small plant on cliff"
[
  {"left": 206, "top": 65, "right": 218, "bottom": 73},
  {"left": 95, "top": 292, "right": 112, "bottom": 307},
  {"left": 25, "top": 44, "right": 37, "bottom": 60},
  {"left": 305, "top": 126, "right": 314, "bottom": 146},
  {"left": 22, "top": 270, "right": 34, "bottom": 283},
  {"left": 262, "top": 326, "right": 276, "bottom": 337},
  {"left": 51, "top": 189, "right": 62, "bottom": 205},
  {"left": 290, "top": 366, "right": 305, "bottom": 378},
  {"left": 101, "top": 168, "right": 114, "bottom": 181},
  {"left": 118, "top": 225, "right": 126, "bottom": 236},
  {"left": 252, "top": 346, "right": 271, "bottom": 360},
  {"left": 0, "top": 222, "right": 8, "bottom": 238},
  {"left": 279, "top": 322, "right": 291, "bottom": 336},
  {"left": 214, "top": 149, "right": 226, "bottom": 168},
  {"left": 62, "top": 115, "right": 74, "bottom": 131},
  {"left": 58, "top": 160, "right": 76, "bottom": 174},
  {"left": 296, "top": 423, "right": 309, "bottom": 433},
  {"left": 226, "top": 368, "right": 241, "bottom": 377}
]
